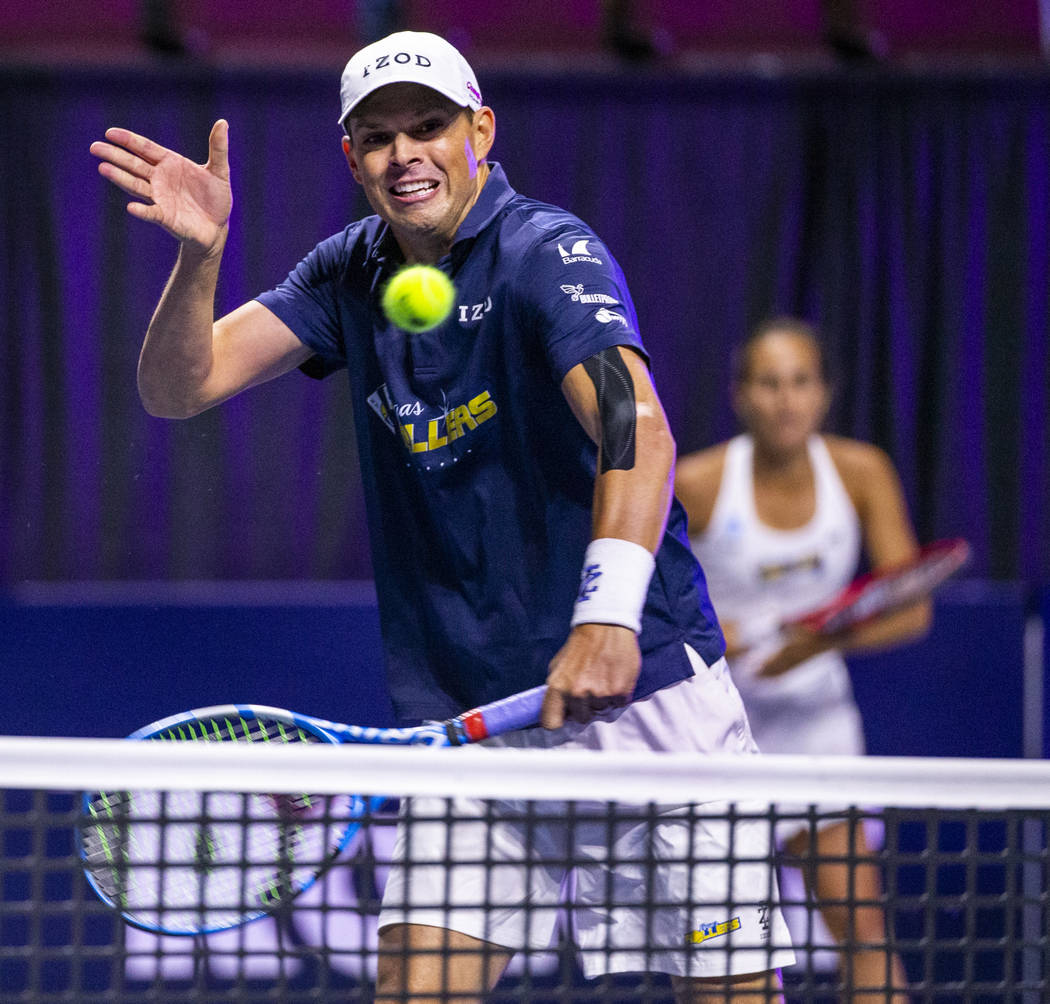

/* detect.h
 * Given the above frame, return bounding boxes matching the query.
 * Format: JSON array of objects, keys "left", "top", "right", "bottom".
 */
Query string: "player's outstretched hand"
[
  {"left": 89, "top": 120, "right": 232, "bottom": 255},
  {"left": 541, "top": 623, "right": 639, "bottom": 729}
]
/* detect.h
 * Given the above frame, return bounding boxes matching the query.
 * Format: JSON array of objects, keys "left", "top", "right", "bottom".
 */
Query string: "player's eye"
[{"left": 415, "top": 117, "right": 448, "bottom": 137}]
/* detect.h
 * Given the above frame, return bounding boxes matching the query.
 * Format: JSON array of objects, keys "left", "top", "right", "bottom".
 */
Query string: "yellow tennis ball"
[{"left": 381, "top": 265, "right": 456, "bottom": 333}]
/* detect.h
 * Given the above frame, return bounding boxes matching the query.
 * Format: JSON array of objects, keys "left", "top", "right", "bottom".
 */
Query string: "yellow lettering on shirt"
[
  {"left": 400, "top": 423, "right": 428, "bottom": 454},
  {"left": 453, "top": 404, "right": 477, "bottom": 434},
  {"left": 469, "top": 390, "right": 497, "bottom": 424},
  {"left": 397, "top": 389, "right": 496, "bottom": 456},
  {"left": 426, "top": 419, "right": 448, "bottom": 451}
]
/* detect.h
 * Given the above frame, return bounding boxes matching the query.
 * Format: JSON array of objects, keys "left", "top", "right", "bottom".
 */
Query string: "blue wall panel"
[
  {"left": 849, "top": 581, "right": 1028, "bottom": 759},
  {"left": 3, "top": 578, "right": 1030, "bottom": 756},
  {"left": 1, "top": 583, "right": 394, "bottom": 738}
]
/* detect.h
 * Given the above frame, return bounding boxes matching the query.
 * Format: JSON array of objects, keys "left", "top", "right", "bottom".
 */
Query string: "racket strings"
[
  {"left": 80, "top": 714, "right": 352, "bottom": 933},
  {"left": 151, "top": 714, "right": 316, "bottom": 745}
]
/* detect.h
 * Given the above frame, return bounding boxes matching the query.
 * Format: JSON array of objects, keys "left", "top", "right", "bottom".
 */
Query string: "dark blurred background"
[
  {"left": 1, "top": 1, "right": 1048, "bottom": 750},
  {"left": 2, "top": 10, "right": 1047, "bottom": 999}
]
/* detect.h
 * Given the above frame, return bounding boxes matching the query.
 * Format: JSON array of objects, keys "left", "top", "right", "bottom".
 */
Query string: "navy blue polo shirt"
[{"left": 257, "top": 164, "right": 724, "bottom": 723}]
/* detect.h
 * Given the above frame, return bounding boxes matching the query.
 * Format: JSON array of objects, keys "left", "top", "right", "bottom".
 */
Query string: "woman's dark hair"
[{"left": 731, "top": 316, "right": 831, "bottom": 385}]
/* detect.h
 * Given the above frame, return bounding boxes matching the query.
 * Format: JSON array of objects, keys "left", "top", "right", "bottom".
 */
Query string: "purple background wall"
[
  {"left": 1, "top": 5, "right": 1048, "bottom": 734},
  {"left": 3, "top": 57, "right": 1050, "bottom": 584},
  {"left": 1, "top": 18, "right": 1047, "bottom": 996},
  {"left": 0, "top": 2, "right": 1043, "bottom": 57}
]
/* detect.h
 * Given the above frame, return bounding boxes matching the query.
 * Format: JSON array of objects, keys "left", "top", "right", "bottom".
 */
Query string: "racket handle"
[{"left": 454, "top": 685, "right": 547, "bottom": 743}]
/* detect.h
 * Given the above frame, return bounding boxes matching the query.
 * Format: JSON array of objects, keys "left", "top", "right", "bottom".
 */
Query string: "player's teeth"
[{"left": 395, "top": 181, "right": 436, "bottom": 194}]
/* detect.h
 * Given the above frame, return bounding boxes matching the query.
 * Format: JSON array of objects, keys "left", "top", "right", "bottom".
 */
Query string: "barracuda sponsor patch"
[{"left": 557, "top": 238, "right": 603, "bottom": 265}]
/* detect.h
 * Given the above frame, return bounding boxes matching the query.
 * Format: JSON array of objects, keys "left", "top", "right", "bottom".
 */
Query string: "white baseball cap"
[{"left": 338, "top": 31, "right": 483, "bottom": 130}]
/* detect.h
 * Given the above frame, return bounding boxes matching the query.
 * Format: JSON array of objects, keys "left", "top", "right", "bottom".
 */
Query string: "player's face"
[
  {"left": 733, "top": 331, "right": 829, "bottom": 452},
  {"left": 344, "top": 83, "right": 495, "bottom": 262}
]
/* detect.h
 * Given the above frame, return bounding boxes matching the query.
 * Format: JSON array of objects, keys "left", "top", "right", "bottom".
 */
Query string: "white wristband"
[{"left": 570, "top": 537, "right": 656, "bottom": 634}]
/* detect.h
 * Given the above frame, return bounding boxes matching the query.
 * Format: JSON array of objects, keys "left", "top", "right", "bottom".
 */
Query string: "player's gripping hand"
[
  {"left": 541, "top": 623, "right": 640, "bottom": 729},
  {"left": 89, "top": 120, "right": 232, "bottom": 255},
  {"left": 755, "top": 622, "right": 837, "bottom": 678}
]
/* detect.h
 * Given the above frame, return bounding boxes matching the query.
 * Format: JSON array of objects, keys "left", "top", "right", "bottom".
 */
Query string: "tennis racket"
[
  {"left": 790, "top": 536, "right": 969, "bottom": 634},
  {"left": 737, "top": 537, "right": 970, "bottom": 649},
  {"left": 79, "top": 685, "right": 546, "bottom": 936}
]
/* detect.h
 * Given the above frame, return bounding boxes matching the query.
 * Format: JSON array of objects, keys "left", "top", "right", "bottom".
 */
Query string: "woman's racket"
[
  {"left": 79, "top": 685, "right": 546, "bottom": 936},
  {"left": 789, "top": 537, "right": 970, "bottom": 635},
  {"left": 733, "top": 538, "right": 970, "bottom": 651}
]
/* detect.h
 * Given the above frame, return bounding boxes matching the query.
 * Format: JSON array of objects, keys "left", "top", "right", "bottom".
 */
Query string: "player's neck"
[{"left": 751, "top": 437, "right": 812, "bottom": 482}]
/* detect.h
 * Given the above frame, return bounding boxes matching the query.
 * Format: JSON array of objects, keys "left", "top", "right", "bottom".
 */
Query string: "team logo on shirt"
[
  {"left": 366, "top": 387, "right": 397, "bottom": 434},
  {"left": 560, "top": 283, "right": 618, "bottom": 305},
  {"left": 368, "top": 382, "right": 498, "bottom": 458},
  {"left": 557, "top": 239, "right": 603, "bottom": 265},
  {"left": 685, "top": 916, "right": 741, "bottom": 945}
]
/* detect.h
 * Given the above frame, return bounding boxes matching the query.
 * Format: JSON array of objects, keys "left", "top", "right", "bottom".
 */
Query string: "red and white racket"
[
  {"left": 787, "top": 537, "right": 970, "bottom": 636},
  {"left": 732, "top": 538, "right": 970, "bottom": 652}
]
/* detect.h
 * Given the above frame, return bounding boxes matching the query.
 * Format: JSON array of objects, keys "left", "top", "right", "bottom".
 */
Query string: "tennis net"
[{"left": 1, "top": 735, "right": 1048, "bottom": 1002}]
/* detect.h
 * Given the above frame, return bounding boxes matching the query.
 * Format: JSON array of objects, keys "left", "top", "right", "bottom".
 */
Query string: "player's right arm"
[{"left": 90, "top": 121, "right": 312, "bottom": 418}]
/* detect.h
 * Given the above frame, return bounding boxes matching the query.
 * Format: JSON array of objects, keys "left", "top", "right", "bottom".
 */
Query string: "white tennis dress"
[{"left": 690, "top": 434, "right": 865, "bottom": 757}]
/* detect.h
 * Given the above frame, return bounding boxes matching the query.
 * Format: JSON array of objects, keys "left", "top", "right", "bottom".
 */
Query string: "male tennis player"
[{"left": 90, "top": 31, "right": 794, "bottom": 1001}]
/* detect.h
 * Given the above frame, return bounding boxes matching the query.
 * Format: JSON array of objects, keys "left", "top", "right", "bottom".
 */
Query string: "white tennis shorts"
[
  {"left": 737, "top": 661, "right": 867, "bottom": 844},
  {"left": 378, "top": 648, "right": 796, "bottom": 979}
]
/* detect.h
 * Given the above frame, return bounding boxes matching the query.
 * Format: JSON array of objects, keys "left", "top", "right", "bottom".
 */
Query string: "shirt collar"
[
  {"left": 450, "top": 162, "right": 515, "bottom": 245},
  {"left": 367, "top": 162, "right": 515, "bottom": 270}
]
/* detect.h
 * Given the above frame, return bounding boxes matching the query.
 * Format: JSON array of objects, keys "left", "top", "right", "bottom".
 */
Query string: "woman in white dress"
[{"left": 676, "top": 317, "right": 930, "bottom": 1002}]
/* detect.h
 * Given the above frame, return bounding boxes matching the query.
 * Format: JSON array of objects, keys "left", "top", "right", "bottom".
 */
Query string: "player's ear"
[
  {"left": 342, "top": 135, "right": 362, "bottom": 183},
  {"left": 471, "top": 107, "right": 495, "bottom": 162}
]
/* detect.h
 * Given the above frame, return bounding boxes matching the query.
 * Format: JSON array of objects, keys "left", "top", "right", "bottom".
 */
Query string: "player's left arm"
[
  {"left": 541, "top": 345, "right": 676, "bottom": 728},
  {"left": 842, "top": 439, "right": 933, "bottom": 651}
]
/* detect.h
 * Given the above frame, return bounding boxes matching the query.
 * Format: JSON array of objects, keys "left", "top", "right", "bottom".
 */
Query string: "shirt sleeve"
[
  {"left": 255, "top": 231, "right": 357, "bottom": 374},
  {"left": 515, "top": 225, "right": 649, "bottom": 380}
]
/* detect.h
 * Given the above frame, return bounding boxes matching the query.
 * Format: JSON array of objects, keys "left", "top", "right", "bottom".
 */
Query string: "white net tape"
[{"left": 2, "top": 735, "right": 1049, "bottom": 807}]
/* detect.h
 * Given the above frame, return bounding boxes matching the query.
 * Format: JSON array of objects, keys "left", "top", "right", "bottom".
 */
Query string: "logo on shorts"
[
  {"left": 758, "top": 904, "right": 772, "bottom": 942},
  {"left": 686, "top": 916, "right": 741, "bottom": 945}
]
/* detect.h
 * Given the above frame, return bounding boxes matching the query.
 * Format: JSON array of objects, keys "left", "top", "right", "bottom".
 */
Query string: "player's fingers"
[
  {"left": 207, "top": 119, "right": 230, "bottom": 180},
  {"left": 89, "top": 140, "right": 149, "bottom": 178},
  {"left": 565, "top": 692, "right": 628, "bottom": 725},
  {"left": 101, "top": 126, "right": 171, "bottom": 166},
  {"left": 125, "top": 200, "right": 165, "bottom": 225},
  {"left": 95, "top": 160, "right": 154, "bottom": 201},
  {"left": 540, "top": 688, "right": 566, "bottom": 731}
]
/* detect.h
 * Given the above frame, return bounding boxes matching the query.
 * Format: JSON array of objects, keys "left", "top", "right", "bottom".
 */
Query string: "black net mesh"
[{"left": 2, "top": 780, "right": 1048, "bottom": 1002}]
